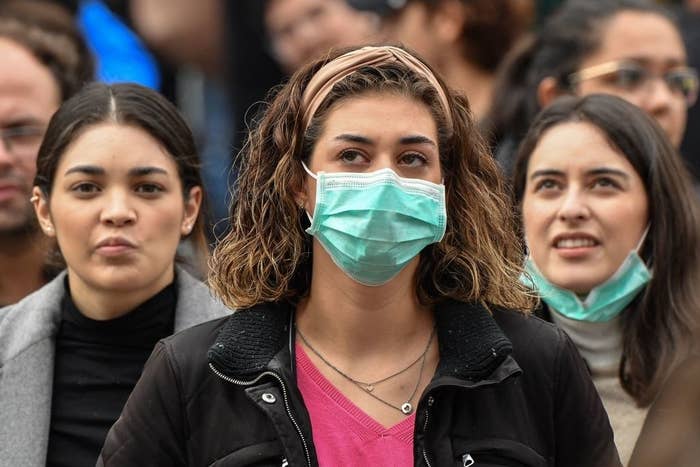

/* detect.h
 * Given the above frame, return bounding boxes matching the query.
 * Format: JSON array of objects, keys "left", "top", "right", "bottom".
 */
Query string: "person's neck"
[
  {"left": 67, "top": 267, "right": 175, "bottom": 321},
  {"left": 296, "top": 247, "right": 434, "bottom": 362},
  {"left": 0, "top": 232, "right": 48, "bottom": 305},
  {"left": 439, "top": 56, "right": 494, "bottom": 122}
]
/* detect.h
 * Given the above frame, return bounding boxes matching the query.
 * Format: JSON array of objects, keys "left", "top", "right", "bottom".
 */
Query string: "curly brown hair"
[{"left": 210, "top": 46, "right": 534, "bottom": 312}]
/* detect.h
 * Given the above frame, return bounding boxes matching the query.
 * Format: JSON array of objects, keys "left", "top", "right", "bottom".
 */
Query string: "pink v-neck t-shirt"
[{"left": 296, "top": 343, "right": 416, "bottom": 466}]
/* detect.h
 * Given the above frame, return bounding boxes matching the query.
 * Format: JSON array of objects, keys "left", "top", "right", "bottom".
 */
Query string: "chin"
[
  {"left": 549, "top": 275, "right": 599, "bottom": 296},
  {"left": 89, "top": 265, "right": 165, "bottom": 293}
]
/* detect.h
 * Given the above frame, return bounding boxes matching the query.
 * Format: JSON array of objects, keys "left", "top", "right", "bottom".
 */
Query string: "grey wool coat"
[{"left": 0, "top": 267, "right": 231, "bottom": 466}]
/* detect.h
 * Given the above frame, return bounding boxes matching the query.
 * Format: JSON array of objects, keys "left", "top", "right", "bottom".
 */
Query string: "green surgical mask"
[
  {"left": 302, "top": 163, "right": 446, "bottom": 286},
  {"left": 521, "top": 234, "right": 652, "bottom": 322}
]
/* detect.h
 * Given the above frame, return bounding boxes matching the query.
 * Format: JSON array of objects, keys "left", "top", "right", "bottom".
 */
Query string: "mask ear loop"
[
  {"left": 301, "top": 161, "right": 318, "bottom": 180},
  {"left": 300, "top": 161, "right": 317, "bottom": 223},
  {"left": 635, "top": 223, "right": 651, "bottom": 253}
]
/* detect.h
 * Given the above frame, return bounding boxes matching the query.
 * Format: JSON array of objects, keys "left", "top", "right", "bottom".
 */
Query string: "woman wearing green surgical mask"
[
  {"left": 513, "top": 93, "right": 700, "bottom": 464},
  {"left": 100, "top": 46, "right": 620, "bottom": 466}
]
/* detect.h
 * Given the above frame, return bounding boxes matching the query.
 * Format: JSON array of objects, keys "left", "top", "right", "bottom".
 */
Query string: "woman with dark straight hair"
[
  {"left": 0, "top": 82, "right": 229, "bottom": 467},
  {"left": 489, "top": 0, "right": 698, "bottom": 176},
  {"left": 513, "top": 93, "right": 700, "bottom": 462}
]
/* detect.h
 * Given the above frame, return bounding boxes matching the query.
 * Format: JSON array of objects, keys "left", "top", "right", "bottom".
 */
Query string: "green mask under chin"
[{"left": 521, "top": 252, "right": 652, "bottom": 322}]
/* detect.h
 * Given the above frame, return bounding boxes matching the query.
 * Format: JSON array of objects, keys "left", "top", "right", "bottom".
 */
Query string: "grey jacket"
[{"left": 0, "top": 268, "right": 230, "bottom": 466}]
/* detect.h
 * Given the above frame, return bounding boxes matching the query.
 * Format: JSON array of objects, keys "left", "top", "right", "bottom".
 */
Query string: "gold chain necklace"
[{"left": 296, "top": 326, "right": 436, "bottom": 415}]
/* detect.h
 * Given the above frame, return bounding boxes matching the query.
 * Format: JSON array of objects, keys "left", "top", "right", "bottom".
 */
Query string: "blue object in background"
[{"left": 77, "top": 0, "right": 161, "bottom": 89}]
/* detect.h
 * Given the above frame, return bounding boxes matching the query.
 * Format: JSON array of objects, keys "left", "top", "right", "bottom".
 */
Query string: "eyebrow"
[
  {"left": 624, "top": 57, "right": 686, "bottom": 68},
  {"left": 64, "top": 165, "right": 169, "bottom": 176},
  {"left": 128, "top": 167, "right": 169, "bottom": 176},
  {"left": 529, "top": 167, "right": 630, "bottom": 179},
  {"left": 587, "top": 167, "right": 629, "bottom": 179},
  {"left": 333, "top": 133, "right": 437, "bottom": 147},
  {"left": 529, "top": 169, "right": 564, "bottom": 180}
]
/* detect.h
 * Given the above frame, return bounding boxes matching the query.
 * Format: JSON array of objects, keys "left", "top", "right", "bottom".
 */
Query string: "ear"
[
  {"left": 294, "top": 162, "right": 314, "bottom": 212},
  {"left": 31, "top": 187, "right": 55, "bottom": 237},
  {"left": 537, "top": 77, "right": 566, "bottom": 107},
  {"left": 293, "top": 184, "right": 310, "bottom": 213},
  {"left": 433, "top": 0, "right": 467, "bottom": 45},
  {"left": 181, "top": 186, "right": 203, "bottom": 236}
]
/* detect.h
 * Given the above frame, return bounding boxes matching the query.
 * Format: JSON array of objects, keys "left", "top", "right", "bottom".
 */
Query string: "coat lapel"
[{"left": 0, "top": 272, "right": 65, "bottom": 466}]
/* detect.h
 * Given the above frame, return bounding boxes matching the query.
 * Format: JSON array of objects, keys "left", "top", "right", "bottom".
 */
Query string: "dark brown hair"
[
  {"left": 34, "top": 82, "right": 208, "bottom": 264},
  {"left": 513, "top": 94, "right": 700, "bottom": 406},
  {"left": 210, "top": 45, "right": 534, "bottom": 312}
]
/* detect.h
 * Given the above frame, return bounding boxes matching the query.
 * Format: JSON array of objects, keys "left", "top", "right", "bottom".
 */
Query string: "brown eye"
[
  {"left": 71, "top": 182, "right": 100, "bottom": 195},
  {"left": 610, "top": 66, "right": 646, "bottom": 90},
  {"left": 339, "top": 149, "right": 368, "bottom": 165},
  {"left": 135, "top": 183, "right": 164, "bottom": 195},
  {"left": 399, "top": 152, "right": 427, "bottom": 167},
  {"left": 534, "top": 179, "right": 560, "bottom": 192}
]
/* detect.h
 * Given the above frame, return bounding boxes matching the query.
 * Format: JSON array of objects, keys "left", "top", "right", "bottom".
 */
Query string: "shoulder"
[
  {"left": 0, "top": 272, "right": 66, "bottom": 362},
  {"left": 491, "top": 306, "right": 571, "bottom": 375},
  {"left": 492, "top": 306, "right": 564, "bottom": 348},
  {"left": 159, "top": 301, "right": 290, "bottom": 388},
  {"left": 162, "top": 315, "right": 231, "bottom": 366},
  {"left": 173, "top": 267, "right": 232, "bottom": 330}
]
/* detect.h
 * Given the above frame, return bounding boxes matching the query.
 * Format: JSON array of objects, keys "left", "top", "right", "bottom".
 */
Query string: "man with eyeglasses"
[{"left": 0, "top": 1, "right": 93, "bottom": 306}]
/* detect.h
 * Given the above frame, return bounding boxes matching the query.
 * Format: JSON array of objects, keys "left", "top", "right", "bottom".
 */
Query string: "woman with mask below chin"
[
  {"left": 513, "top": 93, "right": 700, "bottom": 464},
  {"left": 99, "top": 45, "right": 620, "bottom": 466},
  {"left": 0, "top": 83, "right": 230, "bottom": 467}
]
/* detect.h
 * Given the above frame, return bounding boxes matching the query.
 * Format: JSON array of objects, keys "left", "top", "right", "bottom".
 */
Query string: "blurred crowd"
[{"left": 2, "top": 0, "right": 700, "bottom": 466}]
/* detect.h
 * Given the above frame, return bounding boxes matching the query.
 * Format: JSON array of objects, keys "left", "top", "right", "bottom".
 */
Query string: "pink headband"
[{"left": 300, "top": 46, "right": 454, "bottom": 134}]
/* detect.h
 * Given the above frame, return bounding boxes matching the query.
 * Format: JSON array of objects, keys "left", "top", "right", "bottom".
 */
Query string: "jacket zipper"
[
  {"left": 422, "top": 395, "right": 435, "bottom": 467},
  {"left": 209, "top": 363, "right": 312, "bottom": 467}
]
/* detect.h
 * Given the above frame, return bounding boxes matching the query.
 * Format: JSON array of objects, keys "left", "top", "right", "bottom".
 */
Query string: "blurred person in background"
[
  {"left": 675, "top": 0, "right": 700, "bottom": 181},
  {"left": 0, "top": 0, "right": 93, "bottom": 306},
  {"left": 513, "top": 94, "right": 700, "bottom": 463},
  {"left": 130, "top": 0, "right": 234, "bottom": 239},
  {"left": 0, "top": 83, "right": 229, "bottom": 467},
  {"left": 264, "top": 0, "right": 380, "bottom": 74},
  {"left": 489, "top": 0, "right": 698, "bottom": 177},
  {"left": 350, "top": 0, "right": 533, "bottom": 122}
]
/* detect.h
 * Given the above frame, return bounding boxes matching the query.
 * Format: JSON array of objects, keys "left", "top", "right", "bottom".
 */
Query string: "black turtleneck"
[{"left": 46, "top": 279, "right": 177, "bottom": 467}]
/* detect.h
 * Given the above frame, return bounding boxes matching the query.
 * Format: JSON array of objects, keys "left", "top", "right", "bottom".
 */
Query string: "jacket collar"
[{"left": 208, "top": 300, "right": 517, "bottom": 384}]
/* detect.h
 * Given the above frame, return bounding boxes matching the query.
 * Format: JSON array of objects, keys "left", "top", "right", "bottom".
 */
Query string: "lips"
[
  {"left": 552, "top": 233, "right": 600, "bottom": 249},
  {"left": 95, "top": 236, "right": 137, "bottom": 256},
  {"left": 0, "top": 182, "right": 25, "bottom": 202}
]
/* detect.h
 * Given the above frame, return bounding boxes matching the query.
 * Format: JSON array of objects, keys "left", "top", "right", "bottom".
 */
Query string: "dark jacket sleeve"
[
  {"left": 553, "top": 328, "right": 622, "bottom": 467},
  {"left": 98, "top": 342, "right": 187, "bottom": 467}
]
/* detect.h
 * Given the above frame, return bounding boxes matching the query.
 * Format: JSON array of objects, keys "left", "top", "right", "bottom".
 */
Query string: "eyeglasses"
[
  {"left": 568, "top": 60, "right": 699, "bottom": 107},
  {"left": 0, "top": 125, "right": 45, "bottom": 158}
]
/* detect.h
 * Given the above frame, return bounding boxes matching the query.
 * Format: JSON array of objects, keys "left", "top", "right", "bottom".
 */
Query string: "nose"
[
  {"left": 99, "top": 190, "right": 136, "bottom": 227},
  {"left": 557, "top": 189, "right": 590, "bottom": 223}
]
